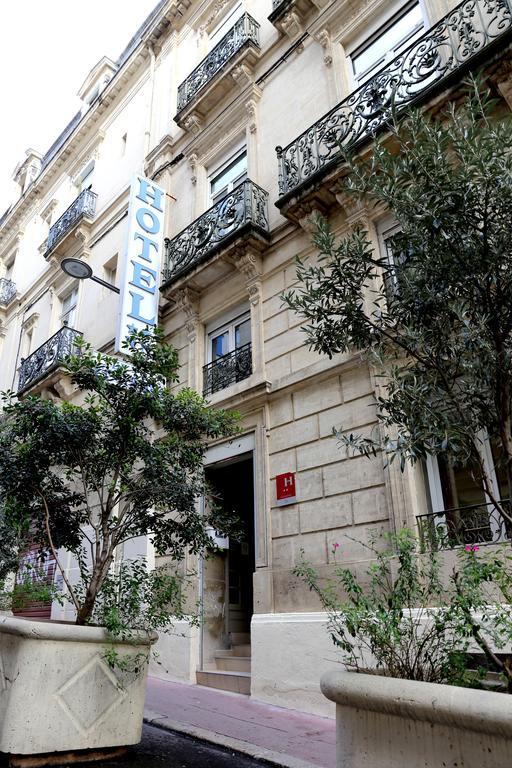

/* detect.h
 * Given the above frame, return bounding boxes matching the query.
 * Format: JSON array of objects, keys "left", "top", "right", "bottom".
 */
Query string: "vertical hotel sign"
[{"left": 115, "top": 175, "right": 166, "bottom": 352}]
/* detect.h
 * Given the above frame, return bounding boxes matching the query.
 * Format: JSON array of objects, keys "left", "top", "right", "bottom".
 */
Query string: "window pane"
[
  {"left": 437, "top": 455, "right": 486, "bottom": 509},
  {"left": 235, "top": 318, "right": 251, "bottom": 348},
  {"left": 211, "top": 331, "right": 229, "bottom": 360},
  {"left": 353, "top": 4, "right": 423, "bottom": 79},
  {"left": 210, "top": 152, "right": 247, "bottom": 199}
]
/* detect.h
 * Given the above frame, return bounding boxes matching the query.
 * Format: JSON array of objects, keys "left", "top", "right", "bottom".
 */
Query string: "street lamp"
[{"left": 60, "top": 257, "right": 120, "bottom": 294}]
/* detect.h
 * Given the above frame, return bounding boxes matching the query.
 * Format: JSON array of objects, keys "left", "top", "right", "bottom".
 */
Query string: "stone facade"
[{"left": 1, "top": 0, "right": 512, "bottom": 716}]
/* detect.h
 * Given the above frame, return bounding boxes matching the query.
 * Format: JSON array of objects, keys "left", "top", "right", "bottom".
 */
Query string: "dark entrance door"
[{"left": 205, "top": 453, "right": 255, "bottom": 638}]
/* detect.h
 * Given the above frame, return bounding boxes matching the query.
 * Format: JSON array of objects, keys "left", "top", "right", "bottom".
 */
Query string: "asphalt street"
[{"left": 89, "top": 724, "right": 273, "bottom": 768}]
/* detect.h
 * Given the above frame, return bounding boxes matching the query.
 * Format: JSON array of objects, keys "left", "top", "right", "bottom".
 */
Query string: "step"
[
  {"left": 196, "top": 669, "right": 251, "bottom": 695},
  {"left": 214, "top": 654, "right": 251, "bottom": 673},
  {"left": 232, "top": 644, "right": 251, "bottom": 657},
  {"left": 214, "top": 644, "right": 251, "bottom": 658},
  {"left": 229, "top": 632, "right": 250, "bottom": 645}
]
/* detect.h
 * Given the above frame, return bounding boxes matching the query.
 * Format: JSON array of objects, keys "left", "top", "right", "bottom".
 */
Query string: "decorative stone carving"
[
  {"left": 188, "top": 153, "right": 199, "bottom": 185},
  {"left": 175, "top": 287, "right": 200, "bottom": 341},
  {"left": 315, "top": 29, "right": 333, "bottom": 67},
  {"left": 246, "top": 99, "right": 258, "bottom": 134},
  {"left": 281, "top": 11, "right": 304, "bottom": 41},
  {"left": 198, "top": 0, "right": 230, "bottom": 37},
  {"left": 182, "top": 113, "right": 203, "bottom": 135},
  {"left": 231, "top": 63, "right": 253, "bottom": 87}
]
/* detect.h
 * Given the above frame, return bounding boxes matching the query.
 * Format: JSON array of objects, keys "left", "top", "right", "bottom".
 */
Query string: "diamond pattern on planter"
[{"left": 55, "top": 655, "right": 126, "bottom": 735}]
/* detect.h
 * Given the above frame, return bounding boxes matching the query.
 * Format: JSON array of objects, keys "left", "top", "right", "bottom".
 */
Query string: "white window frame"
[
  {"left": 208, "top": 146, "right": 248, "bottom": 206},
  {"left": 425, "top": 430, "right": 504, "bottom": 541},
  {"left": 206, "top": 304, "right": 251, "bottom": 364},
  {"left": 60, "top": 287, "right": 78, "bottom": 329},
  {"left": 349, "top": 2, "right": 425, "bottom": 87}
]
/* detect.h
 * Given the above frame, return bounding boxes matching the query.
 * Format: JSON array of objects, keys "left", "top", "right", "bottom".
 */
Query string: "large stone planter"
[
  {"left": 0, "top": 615, "right": 155, "bottom": 756},
  {"left": 321, "top": 670, "right": 512, "bottom": 768}
]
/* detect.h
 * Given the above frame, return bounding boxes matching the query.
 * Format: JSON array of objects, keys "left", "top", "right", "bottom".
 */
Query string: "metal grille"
[
  {"left": 417, "top": 500, "right": 512, "bottom": 551},
  {"left": 45, "top": 189, "right": 97, "bottom": 256},
  {"left": 163, "top": 180, "right": 269, "bottom": 284},
  {"left": 177, "top": 13, "right": 260, "bottom": 113},
  {"left": 0, "top": 278, "right": 16, "bottom": 307},
  {"left": 18, "top": 325, "right": 82, "bottom": 393},
  {"left": 276, "top": 0, "right": 512, "bottom": 199},
  {"left": 203, "top": 342, "right": 252, "bottom": 396}
]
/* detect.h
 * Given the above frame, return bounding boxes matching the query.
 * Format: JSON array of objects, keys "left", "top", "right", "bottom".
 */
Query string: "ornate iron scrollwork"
[
  {"left": 417, "top": 500, "right": 512, "bottom": 551},
  {"left": 203, "top": 342, "right": 253, "bottom": 396},
  {"left": 177, "top": 13, "right": 260, "bottom": 113},
  {"left": 18, "top": 325, "right": 82, "bottom": 393},
  {"left": 163, "top": 180, "right": 269, "bottom": 284},
  {"left": 276, "top": 0, "right": 512, "bottom": 198},
  {"left": 0, "top": 278, "right": 16, "bottom": 307},
  {"left": 46, "top": 189, "right": 97, "bottom": 255}
]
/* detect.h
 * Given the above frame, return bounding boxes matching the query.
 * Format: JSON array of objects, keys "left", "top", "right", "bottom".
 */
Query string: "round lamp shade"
[{"left": 61, "top": 258, "right": 93, "bottom": 280}]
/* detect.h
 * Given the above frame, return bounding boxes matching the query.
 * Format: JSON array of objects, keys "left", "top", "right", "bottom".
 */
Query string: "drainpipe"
[{"left": 144, "top": 43, "right": 157, "bottom": 159}]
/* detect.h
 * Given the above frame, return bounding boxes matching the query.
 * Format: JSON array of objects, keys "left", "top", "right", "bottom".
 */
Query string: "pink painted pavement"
[{"left": 145, "top": 676, "right": 335, "bottom": 768}]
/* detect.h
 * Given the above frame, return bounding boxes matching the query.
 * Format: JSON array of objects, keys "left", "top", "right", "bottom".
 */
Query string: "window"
[
  {"left": 378, "top": 219, "right": 410, "bottom": 299},
  {"left": 210, "top": 2, "right": 244, "bottom": 45},
  {"left": 22, "top": 328, "right": 33, "bottom": 360},
  {"left": 76, "top": 160, "right": 95, "bottom": 192},
  {"left": 61, "top": 288, "right": 78, "bottom": 328},
  {"left": 209, "top": 149, "right": 247, "bottom": 206},
  {"left": 103, "top": 254, "right": 118, "bottom": 288},
  {"left": 350, "top": 3, "right": 424, "bottom": 85},
  {"left": 208, "top": 311, "right": 251, "bottom": 363},
  {"left": 204, "top": 306, "right": 252, "bottom": 395},
  {"left": 423, "top": 433, "right": 510, "bottom": 547}
]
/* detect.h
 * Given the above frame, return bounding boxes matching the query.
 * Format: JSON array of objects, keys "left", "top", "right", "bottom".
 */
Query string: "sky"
[{"left": 0, "top": 0, "right": 159, "bottom": 216}]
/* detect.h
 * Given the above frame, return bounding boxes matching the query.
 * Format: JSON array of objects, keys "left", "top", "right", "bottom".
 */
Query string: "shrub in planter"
[
  {"left": 295, "top": 530, "right": 512, "bottom": 689},
  {"left": 0, "top": 329, "right": 238, "bottom": 755}
]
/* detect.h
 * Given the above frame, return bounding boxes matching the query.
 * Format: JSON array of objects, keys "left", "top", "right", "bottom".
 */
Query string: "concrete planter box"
[
  {"left": 321, "top": 670, "right": 512, "bottom": 768},
  {"left": 0, "top": 615, "right": 155, "bottom": 756}
]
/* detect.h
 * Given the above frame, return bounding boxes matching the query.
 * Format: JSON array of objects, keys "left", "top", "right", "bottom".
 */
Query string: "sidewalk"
[{"left": 144, "top": 676, "right": 336, "bottom": 768}]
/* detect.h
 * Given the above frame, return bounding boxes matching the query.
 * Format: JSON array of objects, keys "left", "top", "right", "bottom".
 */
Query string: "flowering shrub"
[{"left": 294, "top": 530, "right": 512, "bottom": 690}]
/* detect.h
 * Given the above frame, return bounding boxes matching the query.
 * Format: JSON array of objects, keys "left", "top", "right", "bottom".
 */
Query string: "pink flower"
[
  {"left": 331, "top": 542, "right": 340, "bottom": 557},
  {"left": 465, "top": 544, "right": 480, "bottom": 552}
]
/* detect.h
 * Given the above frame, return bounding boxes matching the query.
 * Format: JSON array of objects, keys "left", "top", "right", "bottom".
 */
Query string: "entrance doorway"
[{"left": 198, "top": 451, "right": 255, "bottom": 694}]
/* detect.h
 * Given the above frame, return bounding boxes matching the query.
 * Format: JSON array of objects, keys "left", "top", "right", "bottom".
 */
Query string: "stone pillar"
[
  {"left": 233, "top": 248, "right": 265, "bottom": 380},
  {"left": 175, "top": 287, "right": 202, "bottom": 392}
]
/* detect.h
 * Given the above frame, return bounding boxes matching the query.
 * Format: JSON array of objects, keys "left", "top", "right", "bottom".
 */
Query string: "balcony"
[
  {"left": 45, "top": 189, "right": 97, "bottom": 259},
  {"left": 0, "top": 278, "right": 16, "bottom": 307},
  {"left": 275, "top": 0, "right": 512, "bottom": 213},
  {"left": 18, "top": 325, "right": 82, "bottom": 395},
  {"left": 203, "top": 342, "right": 252, "bottom": 396},
  {"left": 417, "top": 500, "right": 512, "bottom": 552},
  {"left": 162, "top": 180, "right": 270, "bottom": 290},
  {"left": 175, "top": 13, "right": 260, "bottom": 130},
  {"left": 269, "top": 0, "right": 325, "bottom": 28}
]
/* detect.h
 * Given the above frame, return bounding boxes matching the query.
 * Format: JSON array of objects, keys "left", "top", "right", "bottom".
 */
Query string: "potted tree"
[
  {"left": 285, "top": 81, "right": 512, "bottom": 767},
  {"left": 0, "top": 329, "right": 238, "bottom": 758}
]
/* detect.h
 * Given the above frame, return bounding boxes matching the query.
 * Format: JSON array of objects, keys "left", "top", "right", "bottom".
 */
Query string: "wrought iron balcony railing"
[
  {"left": 18, "top": 325, "right": 82, "bottom": 393},
  {"left": 276, "top": 0, "right": 512, "bottom": 201},
  {"left": 163, "top": 180, "right": 269, "bottom": 284},
  {"left": 177, "top": 13, "right": 260, "bottom": 113},
  {"left": 417, "top": 500, "right": 512, "bottom": 552},
  {"left": 0, "top": 278, "right": 16, "bottom": 307},
  {"left": 45, "top": 189, "right": 97, "bottom": 256},
  {"left": 203, "top": 342, "right": 252, "bottom": 396}
]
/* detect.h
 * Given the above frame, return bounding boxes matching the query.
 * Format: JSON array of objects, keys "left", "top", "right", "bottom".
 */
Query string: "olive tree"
[{"left": 284, "top": 82, "right": 512, "bottom": 532}]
